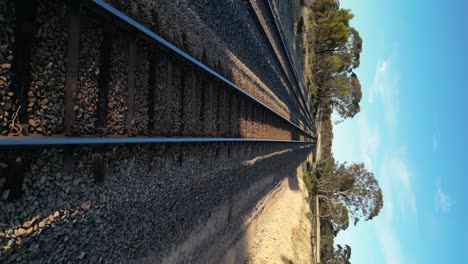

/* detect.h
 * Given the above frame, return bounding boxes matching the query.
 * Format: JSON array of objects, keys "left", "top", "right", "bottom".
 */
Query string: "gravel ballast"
[
  {"left": 0, "top": 1, "right": 315, "bottom": 262},
  {"left": 75, "top": 11, "right": 102, "bottom": 135},
  {"left": 0, "top": 143, "right": 312, "bottom": 263},
  {"left": 0, "top": 0, "right": 312, "bottom": 140},
  {"left": 104, "top": 0, "right": 310, "bottom": 128},
  {"left": 0, "top": 0, "right": 15, "bottom": 136}
]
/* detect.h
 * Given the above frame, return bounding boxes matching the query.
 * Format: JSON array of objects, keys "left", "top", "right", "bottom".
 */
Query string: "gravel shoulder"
[
  {"left": 218, "top": 169, "right": 313, "bottom": 264},
  {"left": 0, "top": 143, "right": 313, "bottom": 263},
  {"left": 181, "top": 154, "right": 314, "bottom": 264}
]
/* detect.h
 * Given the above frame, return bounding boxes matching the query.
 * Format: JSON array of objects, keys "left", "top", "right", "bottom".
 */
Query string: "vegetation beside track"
[{"left": 301, "top": 0, "right": 384, "bottom": 263}]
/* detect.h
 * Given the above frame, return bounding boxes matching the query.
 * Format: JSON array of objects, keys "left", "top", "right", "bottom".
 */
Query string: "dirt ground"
[
  {"left": 156, "top": 148, "right": 315, "bottom": 264},
  {"left": 220, "top": 171, "right": 313, "bottom": 264}
]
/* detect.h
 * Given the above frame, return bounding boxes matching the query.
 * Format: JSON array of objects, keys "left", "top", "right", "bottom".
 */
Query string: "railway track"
[
  {"left": 0, "top": 0, "right": 315, "bottom": 197},
  {"left": 265, "top": 0, "right": 305, "bottom": 83},
  {"left": 1, "top": 0, "right": 314, "bottom": 139},
  {"left": 264, "top": 0, "right": 310, "bottom": 107},
  {"left": 246, "top": 0, "right": 315, "bottom": 132},
  {"left": 0, "top": 1, "right": 316, "bottom": 261}
]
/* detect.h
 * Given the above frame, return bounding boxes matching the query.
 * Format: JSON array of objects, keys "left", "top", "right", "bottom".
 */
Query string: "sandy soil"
[
  {"left": 156, "top": 148, "right": 315, "bottom": 264},
  {"left": 220, "top": 171, "right": 313, "bottom": 264}
]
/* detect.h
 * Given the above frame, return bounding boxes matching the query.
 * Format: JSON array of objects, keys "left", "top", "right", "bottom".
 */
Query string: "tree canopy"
[
  {"left": 318, "top": 162, "right": 383, "bottom": 227},
  {"left": 334, "top": 244, "right": 352, "bottom": 264},
  {"left": 312, "top": 0, "right": 363, "bottom": 119}
]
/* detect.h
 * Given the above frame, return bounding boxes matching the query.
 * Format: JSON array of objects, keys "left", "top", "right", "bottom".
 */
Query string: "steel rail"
[
  {"left": 0, "top": 136, "right": 312, "bottom": 146},
  {"left": 262, "top": 0, "right": 315, "bottom": 126},
  {"left": 246, "top": 0, "right": 315, "bottom": 131},
  {"left": 87, "top": 0, "right": 314, "bottom": 139}
]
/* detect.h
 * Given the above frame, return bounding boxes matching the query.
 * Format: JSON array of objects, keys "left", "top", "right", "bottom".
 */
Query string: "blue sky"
[{"left": 332, "top": 0, "right": 468, "bottom": 263}]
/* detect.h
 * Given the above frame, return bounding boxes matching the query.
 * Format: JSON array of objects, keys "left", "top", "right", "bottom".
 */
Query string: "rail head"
[{"left": 263, "top": 0, "right": 314, "bottom": 121}]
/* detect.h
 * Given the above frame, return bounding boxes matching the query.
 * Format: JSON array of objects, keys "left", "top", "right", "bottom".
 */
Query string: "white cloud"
[
  {"left": 379, "top": 153, "right": 417, "bottom": 218},
  {"left": 435, "top": 185, "right": 452, "bottom": 213},
  {"left": 358, "top": 116, "right": 380, "bottom": 170},
  {"left": 332, "top": 114, "right": 380, "bottom": 172},
  {"left": 379, "top": 60, "right": 388, "bottom": 74},
  {"left": 373, "top": 153, "right": 416, "bottom": 264},
  {"left": 391, "top": 156, "right": 417, "bottom": 215},
  {"left": 334, "top": 58, "right": 414, "bottom": 264},
  {"left": 369, "top": 58, "right": 400, "bottom": 129},
  {"left": 368, "top": 59, "right": 387, "bottom": 103},
  {"left": 374, "top": 219, "right": 404, "bottom": 264}
]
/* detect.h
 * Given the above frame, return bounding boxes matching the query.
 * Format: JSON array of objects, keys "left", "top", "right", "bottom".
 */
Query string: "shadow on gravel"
[
  {"left": 0, "top": 143, "right": 313, "bottom": 263},
  {"left": 287, "top": 171, "right": 301, "bottom": 191},
  {"left": 189, "top": 144, "right": 312, "bottom": 264}
]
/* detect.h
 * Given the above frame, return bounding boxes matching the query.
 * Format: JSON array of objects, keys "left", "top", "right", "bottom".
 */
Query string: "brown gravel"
[
  {"left": 75, "top": 10, "right": 102, "bottom": 135},
  {"left": 106, "top": 33, "right": 128, "bottom": 135},
  {"left": 105, "top": 0, "right": 310, "bottom": 130},
  {"left": 26, "top": 1, "right": 68, "bottom": 136},
  {"left": 0, "top": 0, "right": 312, "bottom": 140},
  {"left": 0, "top": 0, "right": 15, "bottom": 136}
]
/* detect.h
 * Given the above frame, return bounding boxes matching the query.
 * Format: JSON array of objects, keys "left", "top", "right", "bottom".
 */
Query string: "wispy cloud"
[
  {"left": 369, "top": 58, "right": 400, "bottom": 129},
  {"left": 390, "top": 155, "right": 417, "bottom": 215},
  {"left": 374, "top": 153, "right": 416, "bottom": 264},
  {"left": 378, "top": 153, "right": 417, "bottom": 220},
  {"left": 335, "top": 57, "right": 413, "bottom": 264},
  {"left": 358, "top": 116, "right": 380, "bottom": 170},
  {"left": 435, "top": 185, "right": 452, "bottom": 213},
  {"left": 369, "top": 60, "right": 388, "bottom": 103},
  {"left": 368, "top": 57, "right": 418, "bottom": 264},
  {"left": 374, "top": 218, "right": 403, "bottom": 264}
]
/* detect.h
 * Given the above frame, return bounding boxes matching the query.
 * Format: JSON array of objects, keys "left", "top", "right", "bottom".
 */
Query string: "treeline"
[
  {"left": 308, "top": 0, "right": 363, "bottom": 120},
  {"left": 314, "top": 125, "right": 383, "bottom": 264},
  {"left": 301, "top": 0, "right": 383, "bottom": 263}
]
